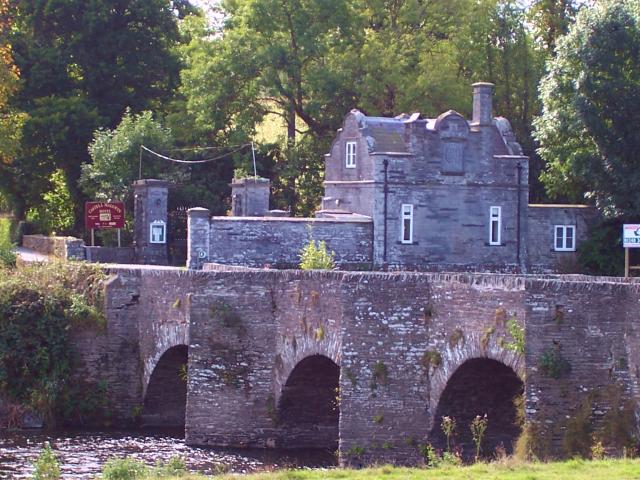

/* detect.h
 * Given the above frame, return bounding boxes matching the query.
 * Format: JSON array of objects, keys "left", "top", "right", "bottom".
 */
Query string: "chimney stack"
[{"left": 472, "top": 82, "right": 494, "bottom": 126}]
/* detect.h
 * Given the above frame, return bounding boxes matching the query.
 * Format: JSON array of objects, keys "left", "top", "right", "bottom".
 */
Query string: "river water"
[{"left": 0, "top": 429, "right": 336, "bottom": 479}]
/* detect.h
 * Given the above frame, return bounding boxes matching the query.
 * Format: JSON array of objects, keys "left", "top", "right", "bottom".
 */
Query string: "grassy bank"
[{"left": 98, "top": 459, "right": 640, "bottom": 480}]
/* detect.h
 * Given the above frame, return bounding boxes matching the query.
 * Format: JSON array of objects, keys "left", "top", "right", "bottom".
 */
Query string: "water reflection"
[{"left": 0, "top": 429, "right": 336, "bottom": 479}]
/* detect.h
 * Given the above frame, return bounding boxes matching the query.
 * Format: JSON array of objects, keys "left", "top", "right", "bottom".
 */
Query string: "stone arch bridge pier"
[{"left": 92, "top": 266, "right": 640, "bottom": 465}]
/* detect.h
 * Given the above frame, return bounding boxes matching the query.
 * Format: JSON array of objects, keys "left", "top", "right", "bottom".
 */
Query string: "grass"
[{"left": 134, "top": 459, "right": 640, "bottom": 480}]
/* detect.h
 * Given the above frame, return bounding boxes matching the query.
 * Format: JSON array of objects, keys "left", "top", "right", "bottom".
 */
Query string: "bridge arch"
[
  {"left": 429, "top": 355, "right": 524, "bottom": 458},
  {"left": 276, "top": 354, "right": 340, "bottom": 449},
  {"left": 142, "top": 344, "right": 188, "bottom": 428}
]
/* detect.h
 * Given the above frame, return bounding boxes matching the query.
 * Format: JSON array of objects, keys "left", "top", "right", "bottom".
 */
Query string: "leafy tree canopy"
[{"left": 535, "top": 0, "right": 640, "bottom": 217}]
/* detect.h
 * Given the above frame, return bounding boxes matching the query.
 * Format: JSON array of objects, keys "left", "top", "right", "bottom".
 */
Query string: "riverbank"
[{"left": 140, "top": 459, "right": 640, "bottom": 480}]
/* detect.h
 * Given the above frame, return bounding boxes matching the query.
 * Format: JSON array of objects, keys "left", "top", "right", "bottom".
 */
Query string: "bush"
[
  {"left": 299, "top": 239, "right": 335, "bottom": 270},
  {"left": 577, "top": 219, "right": 625, "bottom": 276},
  {"left": 102, "top": 458, "right": 148, "bottom": 480},
  {"left": 32, "top": 442, "right": 61, "bottom": 480},
  {"left": 26, "top": 170, "right": 75, "bottom": 236},
  {"left": 0, "top": 261, "right": 107, "bottom": 425},
  {"left": 0, "top": 217, "right": 16, "bottom": 268},
  {"left": 151, "top": 457, "right": 187, "bottom": 477}
]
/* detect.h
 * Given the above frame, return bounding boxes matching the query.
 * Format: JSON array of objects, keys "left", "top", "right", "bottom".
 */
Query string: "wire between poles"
[{"left": 140, "top": 144, "right": 251, "bottom": 164}]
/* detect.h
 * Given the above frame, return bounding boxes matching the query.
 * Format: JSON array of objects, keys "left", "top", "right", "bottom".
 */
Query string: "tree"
[
  {"left": 81, "top": 110, "right": 174, "bottom": 203},
  {"left": 535, "top": 0, "right": 640, "bottom": 216},
  {"left": 528, "top": 0, "right": 579, "bottom": 54},
  {"left": 5, "top": 0, "right": 184, "bottom": 229},
  {"left": 179, "top": 0, "right": 362, "bottom": 141}
]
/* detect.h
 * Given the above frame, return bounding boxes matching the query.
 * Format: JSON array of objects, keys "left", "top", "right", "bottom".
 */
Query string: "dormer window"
[{"left": 345, "top": 141, "right": 356, "bottom": 169}]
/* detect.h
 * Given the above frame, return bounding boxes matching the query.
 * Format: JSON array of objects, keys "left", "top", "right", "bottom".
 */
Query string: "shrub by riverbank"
[{"left": 0, "top": 260, "right": 107, "bottom": 427}]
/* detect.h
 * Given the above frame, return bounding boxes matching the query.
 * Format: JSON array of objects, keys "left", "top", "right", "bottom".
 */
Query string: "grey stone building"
[{"left": 187, "top": 82, "right": 598, "bottom": 273}]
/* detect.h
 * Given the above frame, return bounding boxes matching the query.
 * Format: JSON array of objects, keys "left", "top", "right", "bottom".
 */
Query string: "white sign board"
[{"left": 623, "top": 224, "right": 640, "bottom": 248}]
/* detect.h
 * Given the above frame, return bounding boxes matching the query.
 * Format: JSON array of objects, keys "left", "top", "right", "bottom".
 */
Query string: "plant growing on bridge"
[
  {"left": 470, "top": 414, "right": 488, "bottom": 461},
  {"left": 505, "top": 317, "right": 525, "bottom": 354},
  {"left": 210, "top": 300, "right": 242, "bottom": 330},
  {"left": 370, "top": 361, "right": 389, "bottom": 391},
  {"left": 480, "top": 327, "right": 495, "bottom": 351},
  {"left": 449, "top": 328, "right": 464, "bottom": 348},
  {"left": 420, "top": 350, "right": 442, "bottom": 370},
  {"left": 299, "top": 239, "right": 335, "bottom": 270},
  {"left": 539, "top": 345, "right": 571, "bottom": 379}
]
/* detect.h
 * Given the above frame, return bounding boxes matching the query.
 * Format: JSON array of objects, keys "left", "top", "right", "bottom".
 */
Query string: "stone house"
[{"left": 184, "top": 83, "right": 599, "bottom": 272}]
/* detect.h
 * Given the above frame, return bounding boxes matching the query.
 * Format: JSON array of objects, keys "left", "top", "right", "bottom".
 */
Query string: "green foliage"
[
  {"left": 514, "top": 421, "right": 552, "bottom": 461},
  {"left": 81, "top": 110, "right": 174, "bottom": 203},
  {"left": 1, "top": 0, "right": 182, "bottom": 229},
  {"left": 563, "top": 394, "right": 595, "bottom": 458},
  {"left": 449, "top": 329, "right": 465, "bottom": 348},
  {"left": 421, "top": 350, "right": 442, "bottom": 370},
  {"left": 577, "top": 220, "right": 625, "bottom": 276},
  {"left": 151, "top": 457, "right": 187, "bottom": 478},
  {"left": 505, "top": 317, "right": 525, "bottom": 354},
  {"left": 0, "top": 261, "right": 106, "bottom": 424},
  {"left": 470, "top": 414, "right": 489, "bottom": 460},
  {"left": 598, "top": 385, "right": 638, "bottom": 453},
  {"left": 346, "top": 445, "right": 365, "bottom": 458},
  {"left": 538, "top": 345, "right": 572, "bottom": 379},
  {"left": 0, "top": 216, "right": 16, "bottom": 267},
  {"left": 32, "top": 442, "right": 60, "bottom": 480},
  {"left": 370, "top": 361, "right": 389, "bottom": 390},
  {"left": 535, "top": 0, "right": 640, "bottom": 216},
  {"left": 210, "top": 300, "right": 242, "bottom": 329},
  {"left": 25, "top": 170, "right": 75, "bottom": 235},
  {"left": 441, "top": 416, "right": 457, "bottom": 453},
  {"left": 299, "top": 239, "right": 335, "bottom": 270},
  {"left": 102, "top": 458, "right": 148, "bottom": 480}
]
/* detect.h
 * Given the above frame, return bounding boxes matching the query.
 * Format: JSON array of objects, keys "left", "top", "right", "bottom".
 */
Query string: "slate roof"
[{"left": 352, "top": 110, "right": 522, "bottom": 156}]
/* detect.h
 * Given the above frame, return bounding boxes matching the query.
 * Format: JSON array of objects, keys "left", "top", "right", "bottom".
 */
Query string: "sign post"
[
  {"left": 622, "top": 224, "right": 640, "bottom": 277},
  {"left": 85, "top": 202, "right": 126, "bottom": 247}
]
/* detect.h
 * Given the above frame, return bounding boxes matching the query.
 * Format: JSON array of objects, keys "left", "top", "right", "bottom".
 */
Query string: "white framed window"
[
  {"left": 345, "top": 141, "right": 357, "bottom": 168},
  {"left": 401, "top": 204, "right": 413, "bottom": 244},
  {"left": 150, "top": 220, "right": 166, "bottom": 244},
  {"left": 554, "top": 225, "right": 576, "bottom": 251},
  {"left": 489, "top": 206, "right": 501, "bottom": 245}
]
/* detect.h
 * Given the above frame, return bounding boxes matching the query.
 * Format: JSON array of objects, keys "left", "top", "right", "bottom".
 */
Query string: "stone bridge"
[{"left": 85, "top": 266, "right": 640, "bottom": 464}]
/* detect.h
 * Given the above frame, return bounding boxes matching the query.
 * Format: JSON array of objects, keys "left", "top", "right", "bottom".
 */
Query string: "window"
[
  {"left": 401, "top": 204, "right": 413, "bottom": 244},
  {"left": 554, "top": 225, "right": 576, "bottom": 251},
  {"left": 489, "top": 206, "right": 501, "bottom": 245},
  {"left": 345, "top": 141, "right": 356, "bottom": 168},
  {"left": 150, "top": 220, "right": 166, "bottom": 244}
]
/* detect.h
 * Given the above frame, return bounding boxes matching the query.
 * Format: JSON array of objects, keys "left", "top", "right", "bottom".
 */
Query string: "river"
[{"left": 0, "top": 429, "right": 336, "bottom": 479}]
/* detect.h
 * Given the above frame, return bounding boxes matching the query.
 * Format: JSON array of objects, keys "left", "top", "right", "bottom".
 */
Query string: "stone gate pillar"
[
  {"left": 187, "top": 207, "right": 210, "bottom": 270},
  {"left": 133, "top": 179, "right": 169, "bottom": 265}
]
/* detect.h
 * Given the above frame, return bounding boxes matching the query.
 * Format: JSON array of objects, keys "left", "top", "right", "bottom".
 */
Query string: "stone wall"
[
  {"left": 95, "top": 266, "right": 640, "bottom": 465},
  {"left": 527, "top": 205, "right": 600, "bottom": 273},
  {"left": 188, "top": 214, "right": 373, "bottom": 269},
  {"left": 524, "top": 278, "right": 640, "bottom": 456},
  {"left": 22, "top": 234, "right": 85, "bottom": 260},
  {"left": 85, "top": 246, "right": 135, "bottom": 264}
]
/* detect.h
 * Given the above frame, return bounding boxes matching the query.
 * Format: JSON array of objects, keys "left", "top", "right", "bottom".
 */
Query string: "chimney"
[{"left": 472, "top": 82, "right": 494, "bottom": 126}]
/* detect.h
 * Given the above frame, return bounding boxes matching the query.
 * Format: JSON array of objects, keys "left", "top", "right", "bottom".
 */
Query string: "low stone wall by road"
[{"left": 22, "top": 234, "right": 85, "bottom": 260}]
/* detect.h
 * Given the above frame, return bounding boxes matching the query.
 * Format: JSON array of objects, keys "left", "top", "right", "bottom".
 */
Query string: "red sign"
[{"left": 85, "top": 202, "right": 125, "bottom": 229}]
